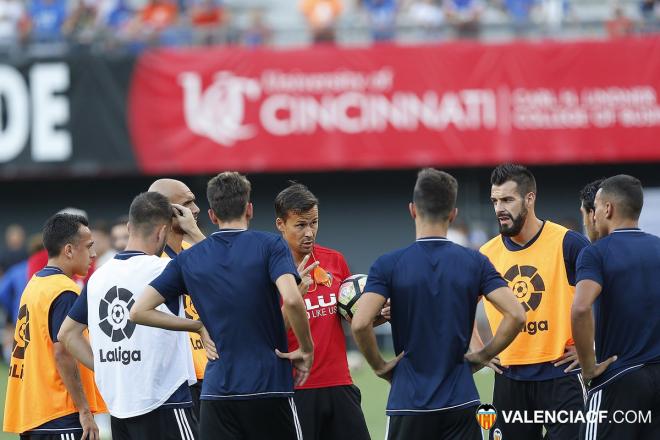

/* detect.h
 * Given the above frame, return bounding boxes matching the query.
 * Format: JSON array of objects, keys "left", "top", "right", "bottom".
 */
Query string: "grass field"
[{"left": 0, "top": 361, "right": 496, "bottom": 440}]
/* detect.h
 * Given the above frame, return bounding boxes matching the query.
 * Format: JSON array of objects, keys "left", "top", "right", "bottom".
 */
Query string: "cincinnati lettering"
[
  {"left": 190, "top": 337, "right": 204, "bottom": 350},
  {"left": 520, "top": 320, "right": 549, "bottom": 335},
  {"left": 8, "top": 362, "right": 24, "bottom": 379},
  {"left": 99, "top": 347, "right": 142, "bottom": 365}
]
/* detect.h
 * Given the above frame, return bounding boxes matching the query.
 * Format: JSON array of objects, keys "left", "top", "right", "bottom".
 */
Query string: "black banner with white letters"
[{"left": 0, "top": 54, "right": 136, "bottom": 179}]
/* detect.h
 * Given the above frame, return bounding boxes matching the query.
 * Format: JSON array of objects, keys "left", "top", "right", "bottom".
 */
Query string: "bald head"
[{"left": 149, "top": 179, "right": 200, "bottom": 234}]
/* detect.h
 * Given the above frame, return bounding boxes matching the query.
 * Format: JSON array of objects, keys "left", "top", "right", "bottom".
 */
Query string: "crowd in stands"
[{"left": 0, "top": 0, "right": 658, "bottom": 54}]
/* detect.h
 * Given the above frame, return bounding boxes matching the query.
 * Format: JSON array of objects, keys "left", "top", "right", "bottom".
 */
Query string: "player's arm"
[
  {"left": 352, "top": 292, "right": 403, "bottom": 382},
  {"left": 58, "top": 317, "right": 94, "bottom": 371},
  {"left": 172, "top": 203, "right": 206, "bottom": 244},
  {"left": 131, "top": 286, "right": 202, "bottom": 332},
  {"left": 465, "top": 286, "right": 525, "bottom": 369},
  {"left": 571, "top": 280, "right": 617, "bottom": 381},
  {"left": 572, "top": 246, "right": 617, "bottom": 381},
  {"left": 50, "top": 292, "right": 99, "bottom": 440},
  {"left": 276, "top": 273, "right": 314, "bottom": 385}
]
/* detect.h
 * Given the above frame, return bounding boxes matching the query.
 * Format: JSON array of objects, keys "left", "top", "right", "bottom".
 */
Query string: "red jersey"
[{"left": 287, "top": 245, "right": 352, "bottom": 389}]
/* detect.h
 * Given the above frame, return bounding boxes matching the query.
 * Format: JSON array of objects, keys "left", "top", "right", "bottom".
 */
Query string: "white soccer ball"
[{"left": 337, "top": 274, "right": 368, "bottom": 321}]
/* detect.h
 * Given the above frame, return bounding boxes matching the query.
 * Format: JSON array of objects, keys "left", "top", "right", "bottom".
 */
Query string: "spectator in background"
[
  {"left": 65, "top": 0, "right": 99, "bottom": 46},
  {"left": 538, "top": 0, "right": 570, "bottom": 36},
  {"left": 129, "top": 0, "right": 178, "bottom": 45},
  {"left": 243, "top": 8, "right": 271, "bottom": 46},
  {"left": 27, "top": 0, "right": 69, "bottom": 42},
  {"left": 0, "top": 0, "right": 28, "bottom": 51},
  {"left": 110, "top": 216, "right": 129, "bottom": 251},
  {"left": 300, "top": 0, "right": 342, "bottom": 43},
  {"left": 0, "top": 225, "right": 27, "bottom": 275},
  {"left": 91, "top": 221, "right": 116, "bottom": 267},
  {"left": 190, "top": 0, "right": 225, "bottom": 45},
  {"left": 408, "top": 0, "right": 444, "bottom": 40},
  {"left": 499, "top": 0, "right": 536, "bottom": 36},
  {"left": 96, "top": 0, "right": 135, "bottom": 45},
  {"left": 606, "top": 5, "right": 634, "bottom": 38},
  {"left": 360, "top": 0, "right": 397, "bottom": 42},
  {"left": 443, "top": 0, "right": 483, "bottom": 39},
  {"left": 0, "top": 234, "right": 43, "bottom": 362},
  {"left": 640, "top": 0, "right": 658, "bottom": 32}
]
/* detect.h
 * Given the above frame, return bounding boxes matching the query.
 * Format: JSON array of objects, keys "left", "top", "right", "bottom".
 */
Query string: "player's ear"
[
  {"left": 448, "top": 207, "right": 458, "bottom": 224},
  {"left": 208, "top": 209, "right": 219, "bottom": 225},
  {"left": 605, "top": 201, "right": 614, "bottom": 220},
  {"left": 275, "top": 217, "right": 285, "bottom": 233},
  {"left": 409, "top": 202, "right": 416, "bottom": 220},
  {"left": 63, "top": 243, "right": 74, "bottom": 259},
  {"left": 526, "top": 192, "right": 536, "bottom": 208},
  {"left": 245, "top": 203, "right": 254, "bottom": 221}
]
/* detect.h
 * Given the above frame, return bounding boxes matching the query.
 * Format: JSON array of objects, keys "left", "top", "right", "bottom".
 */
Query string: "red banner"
[{"left": 128, "top": 38, "right": 660, "bottom": 174}]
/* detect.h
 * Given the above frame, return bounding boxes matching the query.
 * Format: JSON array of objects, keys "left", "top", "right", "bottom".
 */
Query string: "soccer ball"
[{"left": 337, "top": 274, "right": 368, "bottom": 321}]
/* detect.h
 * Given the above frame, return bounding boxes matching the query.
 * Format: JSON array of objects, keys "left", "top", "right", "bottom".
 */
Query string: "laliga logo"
[{"left": 179, "top": 71, "right": 261, "bottom": 147}]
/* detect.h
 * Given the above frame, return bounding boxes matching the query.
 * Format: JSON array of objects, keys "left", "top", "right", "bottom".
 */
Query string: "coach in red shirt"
[{"left": 275, "top": 183, "right": 371, "bottom": 440}]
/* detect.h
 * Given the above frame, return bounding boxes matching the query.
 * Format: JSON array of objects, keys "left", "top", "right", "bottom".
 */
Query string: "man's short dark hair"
[
  {"left": 112, "top": 215, "right": 129, "bottom": 229},
  {"left": 43, "top": 213, "right": 89, "bottom": 258},
  {"left": 491, "top": 164, "right": 537, "bottom": 197},
  {"left": 128, "top": 192, "right": 173, "bottom": 236},
  {"left": 413, "top": 168, "right": 458, "bottom": 221},
  {"left": 275, "top": 182, "right": 319, "bottom": 219},
  {"left": 599, "top": 175, "right": 643, "bottom": 220},
  {"left": 207, "top": 172, "right": 252, "bottom": 221},
  {"left": 579, "top": 178, "right": 605, "bottom": 212}
]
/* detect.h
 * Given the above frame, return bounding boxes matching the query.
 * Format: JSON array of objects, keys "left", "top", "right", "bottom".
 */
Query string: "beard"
[{"left": 499, "top": 205, "right": 528, "bottom": 237}]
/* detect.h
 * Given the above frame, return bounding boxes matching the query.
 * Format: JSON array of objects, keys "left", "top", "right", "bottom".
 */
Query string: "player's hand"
[
  {"left": 172, "top": 203, "right": 203, "bottom": 238},
  {"left": 380, "top": 299, "right": 391, "bottom": 321},
  {"left": 276, "top": 348, "right": 314, "bottom": 386},
  {"left": 554, "top": 345, "right": 580, "bottom": 373},
  {"left": 79, "top": 409, "right": 99, "bottom": 440},
  {"left": 582, "top": 355, "right": 617, "bottom": 382},
  {"left": 197, "top": 325, "right": 219, "bottom": 361},
  {"left": 297, "top": 255, "right": 319, "bottom": 296},
  {"left": 465, "top": 350, "right": 503, "bottom": 374},
  {"left": 375, "top": 351, "right": 404, "bottom": 383}
]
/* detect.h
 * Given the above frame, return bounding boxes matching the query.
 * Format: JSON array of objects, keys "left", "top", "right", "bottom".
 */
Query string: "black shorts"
[
  {"left": 111, "top": 406, "right": 198, "bottom": 440},
  {"left": 190, "top": 381, "right": 202, "bottom": 424},
  {"left": 490, "top": 373, "right": 587, "bottom": 440},
  {"left": 293, "top": 385, "right": 370, "bottom": 440},
  {"left": 386, "top": 406, "right": 481, "bottom": 440},
  {"left": 199, "top": 397, "right": 302, "bottom": 440},
  {"left": 579, "top": 363, "right": 660, "bottom": 440},
  {"left": 21, "top": 433, "right": 82, "bottom": 440}
]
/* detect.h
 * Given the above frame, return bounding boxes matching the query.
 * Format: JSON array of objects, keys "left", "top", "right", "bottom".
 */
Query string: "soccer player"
[
  {"left": 149, "top": 178, "right": 208, "bottom": 419},
  {"left": 58, "top": 192, "right": 211, "bottom": 440},
  {"left": 274, "top": 182, "right": 370, "bottom": 440},
  {"left": 579, "top": 179, "right": 605, "bottom": 243},
  {"left": 573, "top": 175, "right": 660, "bottom": 440},
  {"left": 352, "top": 168, "right": 525, "bottom": 440},
  {"left": 130, "top": 171, "right": 314, "bottom": 440},
  {"left": 3, "top": 213, "right": 106, "bottom": 440},
  {"left": 475, "top": 164, "right": 590, "bottom": 440}
]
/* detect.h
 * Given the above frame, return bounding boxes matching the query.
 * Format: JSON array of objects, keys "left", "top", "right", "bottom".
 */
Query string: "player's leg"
[
  {"left": 323, "top": 385, "right": 370, "bottom": 440},
  {"left": 189, "top": 381, "right": 202, "bottom": 425},
  {"left": 236, "top": 397, "right": 301, "bottom": 440},
  {"left": 540, "top": 374, "right": 585, "bottom": 439},
  {"left": 581, "top": 368, "right": 654, "bottom": 440},
  {"left": 293, "top": 388, "right": 322, "bottom": 440},
  {"left": 199, "top": 400, "right": 240, "bottom": 440},
  {"left": 642, "top": 363, "right": 660, "bottom": 439},
  {"left": 385, "top": 414, "right": 434, "bottom": 440},
  {"left": 491, "top": 374, "right": 543, "bottom": 440},
  {"left": 440, "top": 406, "right": 482, "bottom": 440},
  {"left": 20, "top": 434, "right": 82, "bottom": 440},
  {"left": 110, "top": 415, "right": 132, "bottom": 440},
  {"left": 116, "top": 406, "right": 198, "bottom": 440}
]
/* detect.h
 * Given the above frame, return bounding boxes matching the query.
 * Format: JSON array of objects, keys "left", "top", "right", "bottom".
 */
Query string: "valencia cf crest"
[
  {"left": 493, "top": 428, "right": 503, "bottom": 440},
  {"left": 313, "top": 266, "right": 333, "bottom": 288},
  {"left": 476, "top": 404, "right": 497, "bottom": 430}
]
